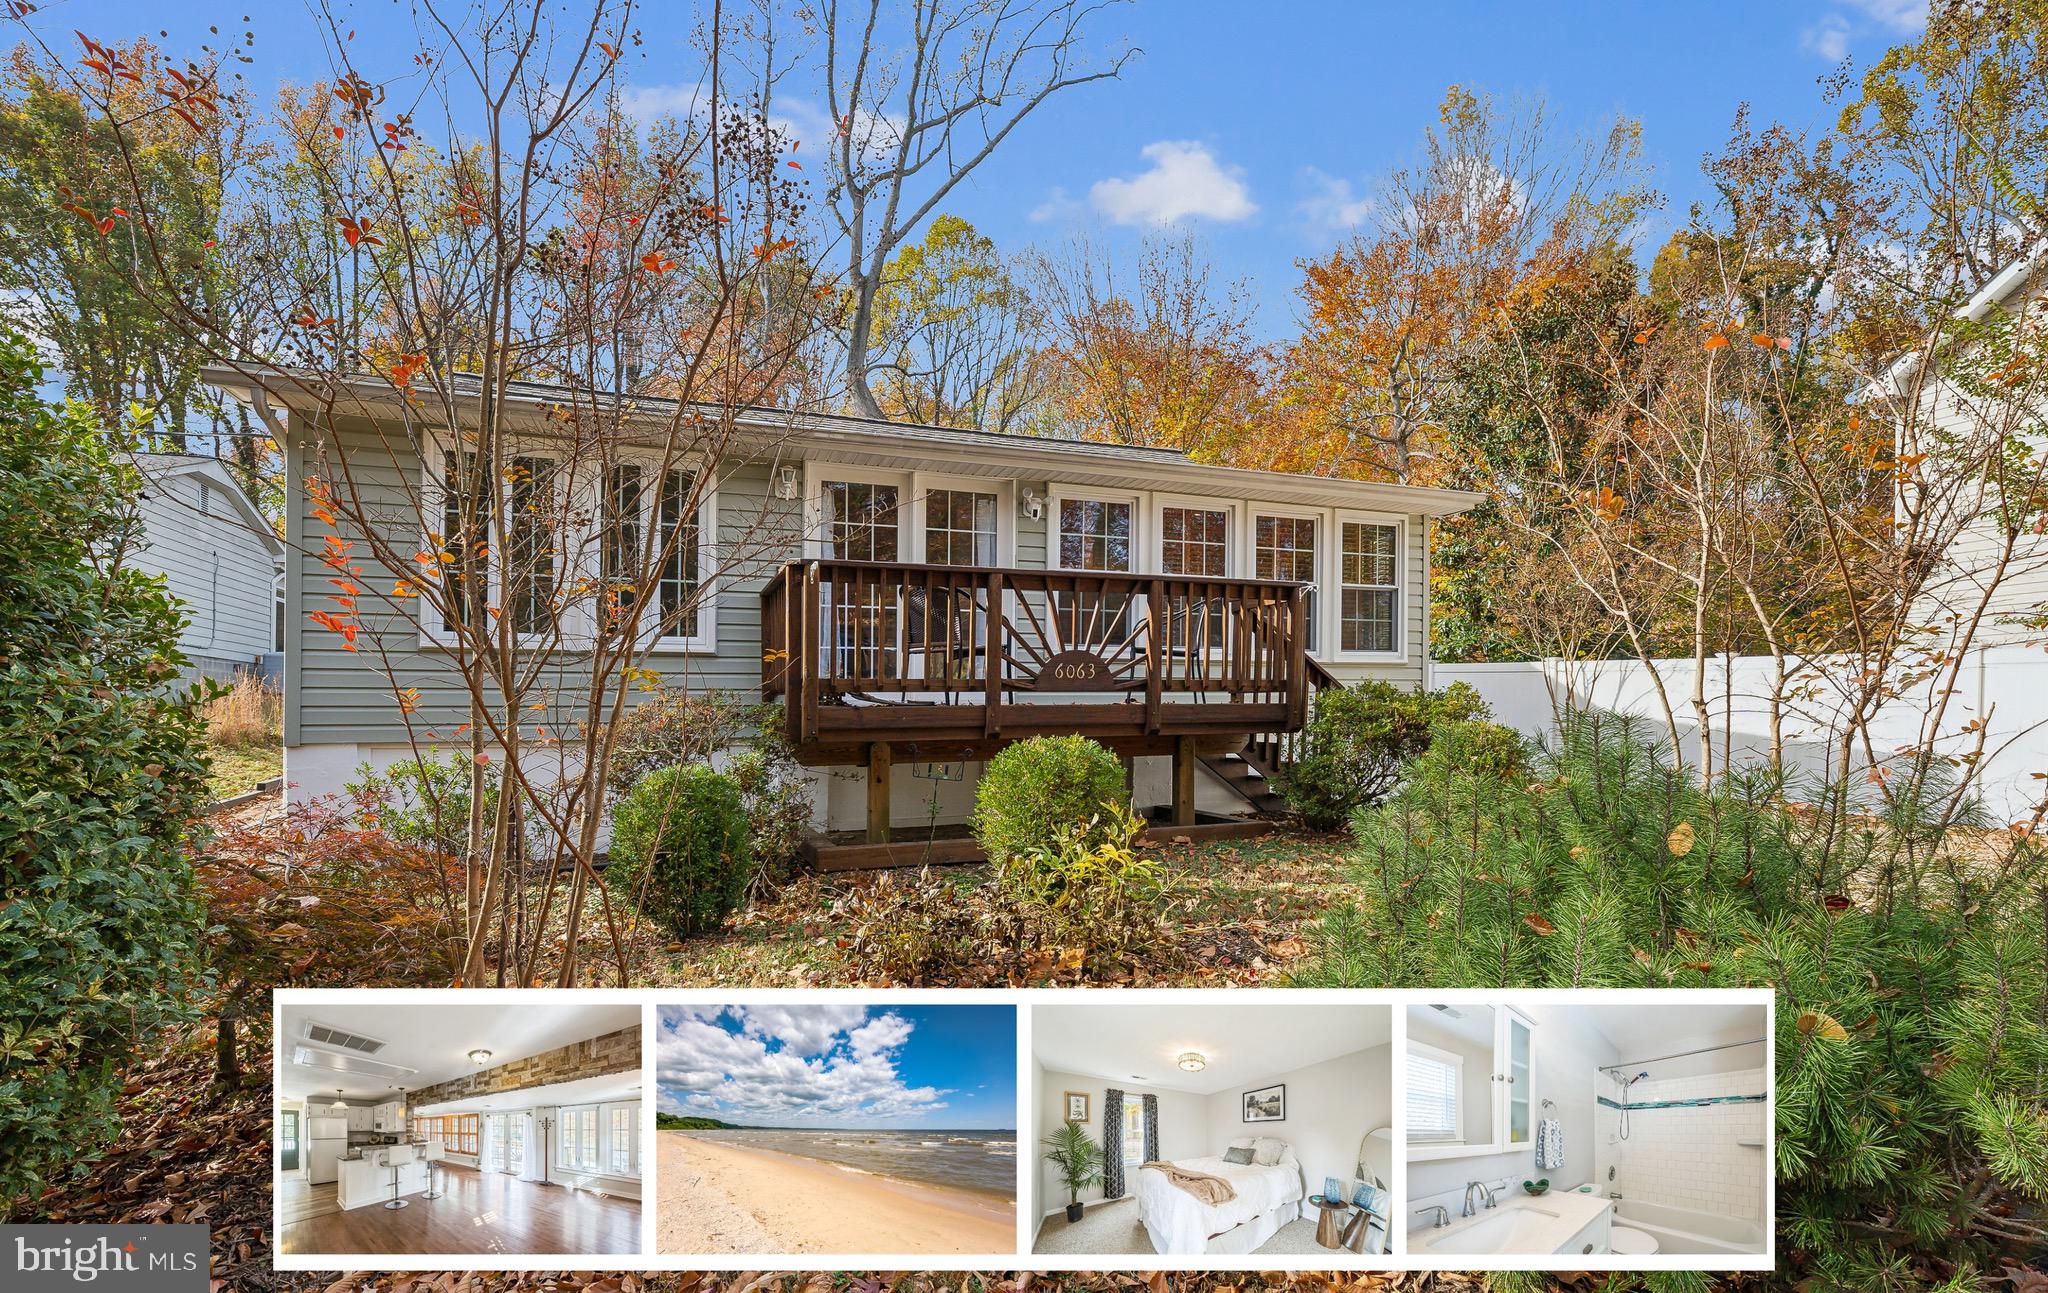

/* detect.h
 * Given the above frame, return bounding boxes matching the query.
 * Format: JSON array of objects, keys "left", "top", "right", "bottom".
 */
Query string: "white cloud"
[
  {"left": 654, "top": 1005, "right": 949, "bottom": 1125},
  {"left": 1802, "top": 0, "right": 1928, "bottom": 62},
  {"left": 1801, "top": 14, "right": 1851, "bottom": 62},
  {"left": 1841, "top": 0, "right": 1928, "bottom": 33},
  {"left": 1089, "top": 141, "right": 1258, "bottom": 227},
  {"left": 1295, "top": 168, "right": 1373, "bottom": 239},
  {"left": 1029, "top": 186, "right": 1083, "bottom": 224}
]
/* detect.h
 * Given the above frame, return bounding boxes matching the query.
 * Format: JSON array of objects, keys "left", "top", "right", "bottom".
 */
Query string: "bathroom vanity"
[{"left": 1416, "top": 1192, "right": 1613, "bottom": 1257}]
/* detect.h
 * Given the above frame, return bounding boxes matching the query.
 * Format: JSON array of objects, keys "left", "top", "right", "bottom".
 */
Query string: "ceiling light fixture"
[
  {"left": 467, "top": 1048, "right": 493, "bottom": 1066},
  {"left": 1177, "top": 1051, "right": 1207, "bottom": 1072}
]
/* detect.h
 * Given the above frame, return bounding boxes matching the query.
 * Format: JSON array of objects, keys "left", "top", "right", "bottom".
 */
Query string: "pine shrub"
[
  {"left": 1293, "top": 710, "right": 2048, "bottom": 1288},
  {"left": 1278, "top": 678, "right": 1510, "bottom": 829},
  {"left": 971, "top": 734, "right": 1130, "bottom": 866},
  {"left": 0, "top": 334, "right": 211, "bottom": 1205},
  {"left": 606, "top": 764, "right": 751, "bottom": 935}
]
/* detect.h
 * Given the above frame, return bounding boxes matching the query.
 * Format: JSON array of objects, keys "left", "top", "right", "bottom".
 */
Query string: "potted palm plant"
[{"left": 1040, "top": 1119, "right": 1105, "bottom": 1223}]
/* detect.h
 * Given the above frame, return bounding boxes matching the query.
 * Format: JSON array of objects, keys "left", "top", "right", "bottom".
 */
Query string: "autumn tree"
[
  {"left": 867, "top": 213, "right": 1050, "bottom": 431},
  {"left": 1029, "top": 229, "right": 1270, "bottom": 458},
  {"left": 1280, "top": 85, "right": 1650, "bottom": 482},
  {"left": 0, "top": 39, "right": 251, "bottom": 451},
  {"left": 24, "top": 0, "right": 828, "bottom": 987},
  {"left": 806, "top": 0, "right": 1134, "bottom": 417}
]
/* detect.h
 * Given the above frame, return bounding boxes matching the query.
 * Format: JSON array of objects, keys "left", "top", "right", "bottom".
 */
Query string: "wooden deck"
[{"left": 761, "top": 558, "right": 1324, "bottom": 863}]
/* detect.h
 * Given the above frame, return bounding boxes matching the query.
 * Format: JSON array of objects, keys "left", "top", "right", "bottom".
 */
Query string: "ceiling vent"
[{"left": 305, "top": 1021, "right": 388, "bottom": 1054}]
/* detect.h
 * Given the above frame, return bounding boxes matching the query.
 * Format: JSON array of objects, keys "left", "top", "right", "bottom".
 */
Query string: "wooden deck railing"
[{"left": 762, "top": 558, "right": 1311, "bottom": 758}]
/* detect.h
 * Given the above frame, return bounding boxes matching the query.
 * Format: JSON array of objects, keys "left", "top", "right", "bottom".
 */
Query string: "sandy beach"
[{"left": 656, "top": 1131, "right": 1015, "bottom": 1255}]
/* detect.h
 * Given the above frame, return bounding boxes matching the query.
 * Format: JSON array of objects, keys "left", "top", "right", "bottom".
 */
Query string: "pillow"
[
  {"left": 1221, "top": 1145, "right": 1255, "bottom": 1165},
  {"left": 1252, "top": 1137, "right": 1287, "bottom": 1166}
]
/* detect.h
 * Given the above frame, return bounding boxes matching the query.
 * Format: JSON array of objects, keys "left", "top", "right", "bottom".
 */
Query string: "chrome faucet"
[
  {"left": 1461, "top": 1180, "right": 1498, "bottom": 1216},
  {"left": 1415, "top": 1204, "right": 1450, "bottom": 1229}
]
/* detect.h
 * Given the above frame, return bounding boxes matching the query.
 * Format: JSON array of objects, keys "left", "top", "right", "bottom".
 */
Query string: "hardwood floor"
[{"left": 277, "top": 1163, "right": 641, "bottom": 1257}]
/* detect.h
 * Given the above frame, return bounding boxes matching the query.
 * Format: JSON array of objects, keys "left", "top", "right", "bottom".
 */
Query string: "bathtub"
[{"left": 1610, "top": 1198, "right": 1767, "bottom": 1256}]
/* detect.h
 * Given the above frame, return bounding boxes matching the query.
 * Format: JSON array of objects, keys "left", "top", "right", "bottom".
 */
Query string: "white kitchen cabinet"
[
  {"left": 345, "top": 1105, "right": 371, "bottom": 1132},
  {"left": 371, "top": 1101, "right": 404, "bottom": 1133}
]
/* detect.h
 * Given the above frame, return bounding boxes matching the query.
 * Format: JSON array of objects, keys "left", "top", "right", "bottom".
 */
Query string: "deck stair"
[{"left": 1199, "top": 743, "right": 1290, "bottom": 817}]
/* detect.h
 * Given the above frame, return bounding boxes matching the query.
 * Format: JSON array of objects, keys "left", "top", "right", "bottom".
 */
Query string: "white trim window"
[
  {"left": 607, "top": 1104, "right": 639, "bottom": 1176},
  {"left": 435, "top": 449, "right": 491, "bottom": 636},
  {"left": 558, "top": 1104, "right": 600, "bottom": 1174},
  {"left": 921, "top": 486, "right": 999, "bottom": 566},
  {"left": 1406, "top": 1041, "right": 1464, "bottom": 1144},
  {"left": 602, "top": 464, "right": 716, "bottom": 652},
  {"left": 1053, "top": 493, "right": 1136, "bottom": 574},
  {"left": 1157, "top": 499, "right": 1233, "bottom": 653},
  {"left": 821, "top": 478, "right": 902, "bottom": 561},
  {"left": 504, "top": 454, "right": 559, "bottom": 636},
  {"left": 557, "top": 1100, "right": 639, "bottom": 1178},
  {"left": 1338, "top": 517, "right": 1402, "bottom": 656},
  {"left": 1121, "top": 1099, "right": 1144, "bottom": 1167},
  {"left": 1255, "top": 512, "right": 1320, "bottom": 652}
]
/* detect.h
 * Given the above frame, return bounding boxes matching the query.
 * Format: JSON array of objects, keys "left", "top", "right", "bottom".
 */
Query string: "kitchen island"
[{"left": 335, "top": 1145, "right": 429, "bottom": 1211}]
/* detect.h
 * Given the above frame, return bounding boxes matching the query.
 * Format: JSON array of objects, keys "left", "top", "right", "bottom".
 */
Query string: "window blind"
[{"left": 1408, "top": 1051, "right": 1461, "bottom": 1142}]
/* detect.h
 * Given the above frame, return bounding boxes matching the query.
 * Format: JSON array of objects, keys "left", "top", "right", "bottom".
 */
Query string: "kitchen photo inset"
[{"left": 274, "top": 997, "right": 644, "bottom": 1259}]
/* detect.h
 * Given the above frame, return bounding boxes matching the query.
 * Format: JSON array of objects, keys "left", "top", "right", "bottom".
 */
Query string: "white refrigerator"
[{"left": 306, "top": 1117, "right": 349, "bottom": 1184}]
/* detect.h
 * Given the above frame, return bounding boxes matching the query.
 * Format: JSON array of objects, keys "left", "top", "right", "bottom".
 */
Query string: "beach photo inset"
[{"left": 653, "top": 1002, "right": 1018, "bottom": 1257}]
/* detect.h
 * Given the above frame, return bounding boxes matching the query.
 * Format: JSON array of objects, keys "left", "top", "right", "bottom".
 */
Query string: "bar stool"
[
  {"left": 420, "top": 1138, "right": 445, "bottom": 1200},
  {"left": 382, "top": 1144, "right": 416, "bottom": 1210}
]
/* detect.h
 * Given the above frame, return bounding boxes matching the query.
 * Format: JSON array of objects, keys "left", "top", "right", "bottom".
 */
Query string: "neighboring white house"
[
  {"left": 132, "top": 453, "right": 285, "bottom": 686},
  {"left": 1875, "top": 246, "right": 2048, "bottom": 648}
]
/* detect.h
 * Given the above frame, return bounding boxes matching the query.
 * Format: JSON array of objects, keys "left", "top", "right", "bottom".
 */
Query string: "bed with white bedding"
[{"left": 1136, "top": 1138, "right": 1305, "bottom": 1255}]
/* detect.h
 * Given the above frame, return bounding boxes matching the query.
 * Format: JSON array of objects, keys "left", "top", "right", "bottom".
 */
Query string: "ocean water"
[{"left": 687, "top": 1127, "right": 1016, "bottom": 1199}]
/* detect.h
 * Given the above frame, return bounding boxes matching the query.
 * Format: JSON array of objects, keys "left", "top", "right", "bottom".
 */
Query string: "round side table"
[{"left": 1313, "top": 1197, "right": 1349, "bottom": 1249}]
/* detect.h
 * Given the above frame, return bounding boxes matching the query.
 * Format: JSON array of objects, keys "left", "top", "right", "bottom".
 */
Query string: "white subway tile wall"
[{"left": 1598, "top": 1067, "right": 1768, "bottom": 1221}]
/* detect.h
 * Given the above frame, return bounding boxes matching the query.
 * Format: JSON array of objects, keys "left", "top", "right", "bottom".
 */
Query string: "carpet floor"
[{"left": 1031, "top": 1198, "right": 1331, "bottom": 1256}]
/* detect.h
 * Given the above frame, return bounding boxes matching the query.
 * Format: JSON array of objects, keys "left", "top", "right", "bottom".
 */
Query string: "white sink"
[
  {"left": 1425, "top": 1203, "right": 1563, "bottom": 1254},
  {"left": 1418, "top": 1191, "right": 1612, "bottom": 1256}
]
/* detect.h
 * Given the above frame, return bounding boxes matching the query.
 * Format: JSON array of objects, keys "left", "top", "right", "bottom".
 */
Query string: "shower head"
[{"left": 1628, "top": 1071, "right": 1649, "bottom": 1086}]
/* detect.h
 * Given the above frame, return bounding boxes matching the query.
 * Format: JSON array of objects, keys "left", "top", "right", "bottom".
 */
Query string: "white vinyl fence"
[{"left": 1437, "top": 648, "right": 2048, "bottom": 820}]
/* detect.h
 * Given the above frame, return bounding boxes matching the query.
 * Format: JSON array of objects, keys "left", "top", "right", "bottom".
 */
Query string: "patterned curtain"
[
  {"left": 1102, "top": 1088, "right": 1126, "bottom": 1199},
  {"left": 1142, "top": 1094, "right": 1158, "bottom": 1164}
]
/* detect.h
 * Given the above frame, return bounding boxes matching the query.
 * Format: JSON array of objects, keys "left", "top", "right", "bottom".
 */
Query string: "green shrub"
[
  {"left": 606, "top": 764, "right": 751, "bottom": 935},
  {"left": 971, "top": 735, "right": 1129, "bottom": 866},
  {"left": 1279, "top": 679, "right": 1499, "bottom": 829},
  {"left": 607, "top": 687, "right": 771, "bottom": 797},
  {"left": 1000, "top": 804, "right": 1163, "bottom": 962},
  {"left": 726, "top": 748, "right": 812, "bottom": 885},
  {"left": 0, "top": 332, "right": 211, "bottom": 1205},
  {"left": 1294, "top": 711, "right": 2048, "bottom": 1287},
  {"left": 347, "top": 751, "right": 500, "bottom": 858}
]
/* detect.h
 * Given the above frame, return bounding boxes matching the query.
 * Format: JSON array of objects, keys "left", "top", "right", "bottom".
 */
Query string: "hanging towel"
[{"left": 1535, "top": 1117, "right": 1564, "bottom": 1171}]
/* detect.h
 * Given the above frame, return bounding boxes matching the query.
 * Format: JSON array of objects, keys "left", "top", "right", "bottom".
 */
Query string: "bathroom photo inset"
[{"left": 1404, "top": 996, "right": 1770, "bottom": 1263}]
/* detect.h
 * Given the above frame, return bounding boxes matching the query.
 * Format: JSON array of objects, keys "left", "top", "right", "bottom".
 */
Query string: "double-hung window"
[
  {"left": 819, "top": 479, "right": 902, "bottom": 678},
  {"left": 1159, "top": 502, "right": 1231, "bottom": 653},
  {"left": 607, "top": 1105, "right": 638, "bottom": 1175},
  {"left": 1053, "top": 494, "right": 1137, "bottom": 655},
  {"left": 1339, "top": 520, "right": 1400, "bottom": 655},
  {"left": 602, "top": 463, "right": 712, "bottom": 649},
  {"left": 1122, "top": 1100, "right": 1144, "bottom": 1167},
  {"left": 912, "top": 486, "right": 998, "bottom": 674},
  {"left": 438, "top": 451, "right": 491, "bottom": 633},
  {"left": 505, "top": 455, "right": 558, "bottom": 636},
  {"left": 1255, "top": 514, "right": 1319, "bottom": 650},
  {"left": 1406, "top": 1042, "right": 1463, "bottom": 1144},
  {"left": 559, "top": 1105, "right": 600, "bottom": 1174}
]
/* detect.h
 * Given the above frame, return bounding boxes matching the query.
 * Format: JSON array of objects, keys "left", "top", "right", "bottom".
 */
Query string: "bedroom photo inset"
[
  {"left": 1030, "top": 1001, "right": 1394, "bottom": 1260},
  {"left": 653, "top": 1002, "right": 1017, "bottom": 1257}
]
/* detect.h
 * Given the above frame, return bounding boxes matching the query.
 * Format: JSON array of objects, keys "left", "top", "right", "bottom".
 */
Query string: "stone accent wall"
[{"left": 410, "top": 1025, "right": 639, "bottom": 1106}]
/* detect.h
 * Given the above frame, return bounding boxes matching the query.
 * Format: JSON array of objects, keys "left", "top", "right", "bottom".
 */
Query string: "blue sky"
[
  {"left": 654, "top": 1004, "right": 1017, "bottom": 1130},
  {"left": 45, "top": 0, "right": 1929, "bottom": 335}
]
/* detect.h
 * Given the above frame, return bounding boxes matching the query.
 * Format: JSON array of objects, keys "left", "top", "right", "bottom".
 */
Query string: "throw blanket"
[{"left": 1142, "top": 1160, "right": 1237, "bottom": 1205}]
